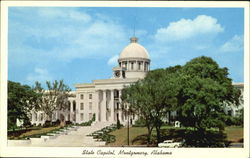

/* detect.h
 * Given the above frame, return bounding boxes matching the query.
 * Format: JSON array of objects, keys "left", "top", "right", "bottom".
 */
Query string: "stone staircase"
[{"left": 8, "top": 122, "right": 114, "bottom": 147}]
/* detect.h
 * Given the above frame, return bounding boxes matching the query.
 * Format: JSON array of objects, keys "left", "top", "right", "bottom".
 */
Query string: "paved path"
[
  {"left": 37, "top": 126, "right": 104, "bottom": 147},
  {"left": 9, "top": 122, "right": 112, "bottom": 147}
]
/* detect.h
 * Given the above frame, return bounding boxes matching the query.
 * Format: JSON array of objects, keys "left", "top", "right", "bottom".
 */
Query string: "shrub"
[
  {"left": 133, "top": 117, "right": 146, "bottom": 127},
  {"left": 52, "top": 119, "right": 60, "bottom": 126},
  {"left": 65, "top": 120, "right": 72, "bottom": 125},
  {"left": 78, "top": 114, "right": 96, "bottom": 126},
  {"left": 117, "top": 119, "right": 121, "bottom": 129},
  {"left": 23, "top": 119, "right": 32, "bottom": 129},
  {"left": 90, "top": 124, "right": 118, "bottom": 144},
  {"left": 43, "top": 120, "right": 52, "bottom": 127}
]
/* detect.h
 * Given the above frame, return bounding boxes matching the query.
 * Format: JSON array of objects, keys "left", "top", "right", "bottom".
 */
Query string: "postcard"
[{"left": 0, "top": 1, "right": 249, "bottom": 158}]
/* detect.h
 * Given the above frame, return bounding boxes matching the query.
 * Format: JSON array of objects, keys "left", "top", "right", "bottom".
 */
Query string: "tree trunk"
[
  {"left": 156, "top": 126, "right": 161, "bottom": 145},
  {"left": 146, "top": 125, "right": 153, "bottom": 146},
  {"left": 168, "top": 111, "right": 171, "bottom": 125}
]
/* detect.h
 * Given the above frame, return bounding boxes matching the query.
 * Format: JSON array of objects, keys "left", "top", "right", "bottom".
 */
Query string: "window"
[
  {"left": 89, "top": 102, "right": 92, "bottom": 110},
  {"left": 117, "top": 102, "right": 119, "bottom": 109},
  {"left": 89, "top": 113, "right": 93, "bottom": 120},
  {"left": 144, "top": 62, "right": 147, "bottom": 71},
  {"left": 131, "top": 62, "right": 134, "bottom": 70},
  {"left": 89, "top": 94, "right": 92, "bottom": 99},
  {"left": 138, "top": 62, "right": 141, "bottom": 70},
  {"left": 80, "top": 103, "right": 84, "bottom": 110},
  {"left": 114, "top": 90, "right": 119, "bottom": 98},
  {"left": 80, "top": 94, "right": 84, "bottom": 100},
  {"left": 81, "top": 113, "right": 84, "bottom": 121}
]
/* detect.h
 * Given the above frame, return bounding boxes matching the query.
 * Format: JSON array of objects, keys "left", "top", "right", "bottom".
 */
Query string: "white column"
[
  {"left": 118, "top": 89, "right": 122, "bottom": 122},
  {"left": 70, "top": 101, "right": 73, "bottom": 112},
  {"left": 142, "top": 61, "right": 145, "bottom": 71},
  {"left": 31, "top": 111, "right": 36, "bottom": 124},
  {"left": 110, "top": 89, "right": 114, "bottom": 123},
  {"left": 135, "top": 60, "right": 138, "bottom": 70},
  {"left": 95, "top": 90, "right": 100, "bottom": 122},
  {"left": 69, "top": 101, "right": 73, "bottom": 121},
  {"left": 102, "top": 90, "right": 107, "bottom": 122}
]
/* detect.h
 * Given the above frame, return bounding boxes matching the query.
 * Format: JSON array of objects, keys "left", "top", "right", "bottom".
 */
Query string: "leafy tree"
[
  {"left": 122, "top": 81, "right": 155, "bottom": 145},
  {"left": 33, "top": 80, "right": 71, "bottom": 123},
  {"left": 122, "top": 66, "right": 181, "bottom": 144},
  {"left": 8, "top": 81, "right": 39, "bottom": 130},
  {"left": 176, "top": 56, "right": 242, "bottom": 131},
  {"left": 143, "top": 67, "right": 181, "bottom": 144}
]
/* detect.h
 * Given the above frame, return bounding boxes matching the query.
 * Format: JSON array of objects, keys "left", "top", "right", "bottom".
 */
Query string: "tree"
[
  {"left": 8, "top": 81, "right": 39, "bottom": 130},
  {"left": 122, "top": 81, "right": 155, "bottom": 145},
  {"left": 143, "top": 66, "right": 181, "bottom": 144},
  {"left": 33, "top": 80, "right": 71, "bottom": 123},
  {"left": 122, "top": 66, "right": 181, "bottom": 144},
  {"left": 176, "top": 56, "right": 242, "bottom": 132}
]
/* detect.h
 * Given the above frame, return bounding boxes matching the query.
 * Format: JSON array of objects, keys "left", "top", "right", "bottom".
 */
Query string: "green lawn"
[
  {"left": 108, "top": 127, "right": 148, "bottom": 146},
  {"left": 225, "top": 126, "right": 243, "bottom": 142},
  {"left": 107, "top": 126, "right": 243, "bottom": 146},
  {"left": 8, "top": 126, "right": 62, "bottom": 140}
]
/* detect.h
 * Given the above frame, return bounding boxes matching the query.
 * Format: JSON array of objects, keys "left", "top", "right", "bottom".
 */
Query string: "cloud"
[
  {"left": 107, "top": 55, "right": 119, "bottom": 66},
  {"left": 154, "top": 15, "right": 224, "bottom": 42},
  {"left": 220, "top": 35, "right": 243, "bottom": 52},
  {"left": 26, "top": 68, "right": 53, "bottom": 83},
  {"left": 37, "top": 8, "right": 92, "bottom": 23},
  {"left": 9, "top": 7, "right": 128, "bottom": 64}
]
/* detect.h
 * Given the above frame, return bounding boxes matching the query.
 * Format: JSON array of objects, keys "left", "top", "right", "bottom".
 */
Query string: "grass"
[
  {"left": 108, "top": 127, "right": 148, "bottom": 146},
  {"left": 107, "top": 126, "right": 243, "bottom": 146},
  {"left": 225, "top": 126, "right": 243, "bottom": 143},
  {"left": 8, "top": 126, "right": 62, "bottom": 140}
]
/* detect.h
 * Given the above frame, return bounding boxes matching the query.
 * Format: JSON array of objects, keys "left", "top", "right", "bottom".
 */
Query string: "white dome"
[{"left": 119, "top": 37, "right": 150, "bottom": 60}]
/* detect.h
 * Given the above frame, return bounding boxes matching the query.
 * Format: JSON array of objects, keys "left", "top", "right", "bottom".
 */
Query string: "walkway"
[{"left": 9, "top": 122, "right": 112, "bottom": 147}]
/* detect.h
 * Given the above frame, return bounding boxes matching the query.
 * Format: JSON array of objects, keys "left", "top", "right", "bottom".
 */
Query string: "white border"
[{"left": 0, "top": 1, "right": 249, "bottom": 158}]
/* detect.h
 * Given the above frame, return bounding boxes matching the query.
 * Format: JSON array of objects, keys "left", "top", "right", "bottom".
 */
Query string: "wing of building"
[{"left": 30, "top": 37, "right": 244, "bottom": 126}]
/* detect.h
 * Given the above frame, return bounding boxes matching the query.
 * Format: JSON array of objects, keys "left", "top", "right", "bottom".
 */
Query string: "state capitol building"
[{"left": 30, "top": 37, "right": 244, "bottom": 126}]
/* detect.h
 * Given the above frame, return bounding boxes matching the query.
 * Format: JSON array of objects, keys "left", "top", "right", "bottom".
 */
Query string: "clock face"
[{"left": 115, "top": 71, "right": 120, "bottom": 78}]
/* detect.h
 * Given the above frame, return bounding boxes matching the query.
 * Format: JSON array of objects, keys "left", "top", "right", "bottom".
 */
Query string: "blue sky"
[{"left": 8, "top": 7, "right": 244, "bottom": 89}]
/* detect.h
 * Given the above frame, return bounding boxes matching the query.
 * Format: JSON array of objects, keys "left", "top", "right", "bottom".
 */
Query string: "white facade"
[
  {"left": 30, "top": 37, "right": 244, "bottom": 126},
  {"left": 72, "top": 37, "right": 150, "bottom": 125},
  {"left": 225, "top": 83, "right": 244, "bottom": 117},
  {"left": 31, "top": 37, "right": 150, "bottom": 125}
]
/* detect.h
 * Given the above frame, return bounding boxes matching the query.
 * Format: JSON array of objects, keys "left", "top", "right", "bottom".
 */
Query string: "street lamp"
[{"left": 127, "top": 111, "right": 130, "bottom": 146}]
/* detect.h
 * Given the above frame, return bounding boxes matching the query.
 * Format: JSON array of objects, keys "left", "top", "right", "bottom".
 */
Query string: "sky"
[{"left": 8, "top": 7, "right": 244, "bottom": 89}]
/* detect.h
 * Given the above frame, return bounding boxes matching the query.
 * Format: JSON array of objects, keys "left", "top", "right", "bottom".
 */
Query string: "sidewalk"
[{"left": 8, "top": 122, "right": 112, "bottom": 147}]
